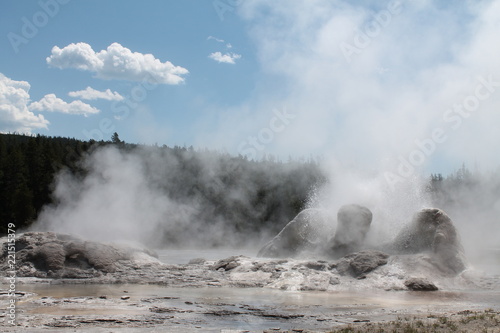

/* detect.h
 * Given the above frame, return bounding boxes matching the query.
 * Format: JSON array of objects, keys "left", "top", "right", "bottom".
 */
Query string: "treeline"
[
  {"left": 0, "top": 133, "right": 326, "bottom": 240},
  {"left": 136, "top": 145, "right": 326, "bottom": 246},
  {"left": 0, "top": 133, "right": 93, "bottom": 234},
  {"left": 3, "top": 132, "right": 496, "bottom": 245},
  {"left": 427, "top": 163, "right": 500, "bottom": 215}
]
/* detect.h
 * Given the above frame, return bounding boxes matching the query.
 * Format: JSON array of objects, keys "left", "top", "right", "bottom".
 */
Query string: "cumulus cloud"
[
  {"left": 209, "top": 52, "right": 242, "bottom": 64},
  {"left": 29, "top": 94, "right": 100, "bottom": 117},
  {"left": 68, "top": 87, "right": 124, "bottom": 101},
  {"left": 46, "top": 42, "right": 189, "bottom": 85},
  {"left": 207, "top": 36, "right": 240, "bottom": 64},
  {"left": 0, "top": 73, "right": 49, "bottom": 133}
]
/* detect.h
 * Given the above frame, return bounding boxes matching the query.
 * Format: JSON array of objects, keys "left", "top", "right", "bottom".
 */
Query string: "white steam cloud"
[
  {"left": 196, "top": 0, "right": 500, "bottom": 259},
  {"left": 34, "top": 145, "right": 288, "bottom": 248},
  {"left": 35, "top": 146, "right": 199, "bottom": 245},
  {"left": 32, "top": 1, "right": 500, "bottom": 265},
  {"left": 202, "top": 0, "right": 500, "bottom": 170}
]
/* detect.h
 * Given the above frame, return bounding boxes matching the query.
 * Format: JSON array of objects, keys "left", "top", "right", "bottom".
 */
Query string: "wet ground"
[
  {"left": 1, "top": 249, "right": 499, "bottom": 332},
  {"left": 2, "top": 283, "right": 500, "bottom": 332}
]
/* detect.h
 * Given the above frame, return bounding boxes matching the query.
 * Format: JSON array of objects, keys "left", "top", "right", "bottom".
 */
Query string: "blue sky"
[
  {"left": 1, "top": 0, "right": 500, "bottom": 176},
  {"left": 0, "top": 0, "right": 257, "bottom": 145}
]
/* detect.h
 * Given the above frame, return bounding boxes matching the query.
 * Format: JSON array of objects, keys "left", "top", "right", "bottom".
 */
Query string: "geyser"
[
  {"left": 325, "top": 204, "right": 373, "bottom": 258},
  {"left": 389, "top": 208, "right": 467, "bottom": 274},
  {"left": 258, "top": 204, "right": 467, "bottom": 275}
]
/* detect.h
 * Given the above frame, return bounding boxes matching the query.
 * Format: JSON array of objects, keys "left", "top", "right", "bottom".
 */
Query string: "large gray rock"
[
  {"left": 0, "top": 232, "right": 159, "bottom": 278},
  {"left": 257, "top": 209, "right": 333, "bottom": 258},
  {"left": 325, "top": 204, "right": 373, "bottom": 258},
  {"left": 335, "top": 250, "right": 389, "bottom": 277},
  {"left": 404, "top": 277, "right": 438, "bottom": 291},
  {"left": 390, "top": 208, "right": 467, "bottom": 274},
  {"left": 211, "top": 256, "right": 243, "bottom": 271}
]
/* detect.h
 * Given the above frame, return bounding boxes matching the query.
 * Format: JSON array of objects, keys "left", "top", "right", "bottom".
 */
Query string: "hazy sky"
[{"left": 1, "top": 0, "right": 500, "bottom": 175}]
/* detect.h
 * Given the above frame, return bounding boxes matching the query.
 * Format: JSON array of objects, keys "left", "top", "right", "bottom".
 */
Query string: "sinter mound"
[{"left": 1, "top": 232, "right": 159, "bottom": 279}]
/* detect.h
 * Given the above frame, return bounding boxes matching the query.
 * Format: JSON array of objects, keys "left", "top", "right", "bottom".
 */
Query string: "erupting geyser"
[
  {"left": 257, "top": 208, "right": 334, "bottom": 258},
  {"left": 258, "top": 205, "right": 468, "bottom": 275},
  {"left": 325, "top": 204, "right": 373, "bottom": 259},
  {"left": 389, "top": 208, "right": 467, "bottom": 274}
]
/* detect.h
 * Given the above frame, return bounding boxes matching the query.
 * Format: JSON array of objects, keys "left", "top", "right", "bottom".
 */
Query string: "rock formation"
[
  {"left": 257, "top": 209, "right": 333, "bottom": 258},
  {"left": 0, "top": 232, "right": 160, "bottom": 279},
  {"left": 325, "top": 204, "right": 373, "bottom": 258},
  {"left": 390, "top": 208, "right": 467, "bottom": 274},
  {"left": 404, "top": 277, "right": 439, "bottom": 291},
  {"left": 258, "top": 204, "right": 374, "bottom": 259},
  {"left": 334, "top": 250, "right": 389, "bottom": 278},
  {"left": 257, "top": 204, "right": 466, "bottom": 277}
]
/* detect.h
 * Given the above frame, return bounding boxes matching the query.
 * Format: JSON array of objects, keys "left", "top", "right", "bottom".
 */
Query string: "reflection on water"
[
  {"left": 14, "top": 261, "right": 500, "bottom": 332},
  {"left": 19, "top": 283, "right": 500, "bottom": 311}
]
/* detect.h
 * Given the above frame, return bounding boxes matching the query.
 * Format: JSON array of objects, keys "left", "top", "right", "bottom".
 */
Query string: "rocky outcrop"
[
  {"left": 0, "top": 232, "right": 160, "bottom": 279},
  {"left": 404, "top": 277, "right": 439, "bottom": 291},
  {"left": 325, "top": 204, "right": 373, "bottom": 258},
  {"left": 1, "top": 233, "right": 484, "bottom": 294},
  {"left": 335, "top": 250, "right": 389, "bottom": 278},
  {"left": 211, "top": 256, "right": 243, "bottom": 271},
  {"left": 390, "top": 208, "right": 467, "bottom": 274},
  {"left": 257, "top": 209, "right": 333, "bottom": 258},
  {"left": 258, "top": 205, "right": 466, "bottom": 277},
  {"left": 257, "top": 205, "right": 373, "bottom": 259}
]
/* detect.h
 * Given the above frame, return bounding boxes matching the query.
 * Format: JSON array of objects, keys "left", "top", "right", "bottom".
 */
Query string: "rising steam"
[{"left": 34, "top": 1, "right": 500, "bottom": 272}]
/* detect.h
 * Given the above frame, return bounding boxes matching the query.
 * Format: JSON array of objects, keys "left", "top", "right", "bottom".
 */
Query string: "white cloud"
[
  {"left": 209, "top": 52, "right": 242, "bottom": 64},
  {"left": 207, "top": 36, "right": 225, "bottom": 43},
  {"left": 46, "top": 42, "right": 189, "bottom": 85},
  {"left": 29, "top": 94, "right": 100, "bottom": 117},
  {"left": 68, "top": 87, "right": 124, "bottom": 101},
  {"left": 0, "top": 73, "right": 49, "bottom": 133},
  {"left": 207, "top": 36, "right": 239, "bottom": 63}
]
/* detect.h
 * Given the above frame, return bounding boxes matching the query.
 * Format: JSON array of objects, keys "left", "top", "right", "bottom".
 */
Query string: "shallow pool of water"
[
  {"left": 10, "top": 248, "right": 500, "bottom": 332},
  {"left": 19, "top": 283, "right": 500, "bottom": 311}
]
